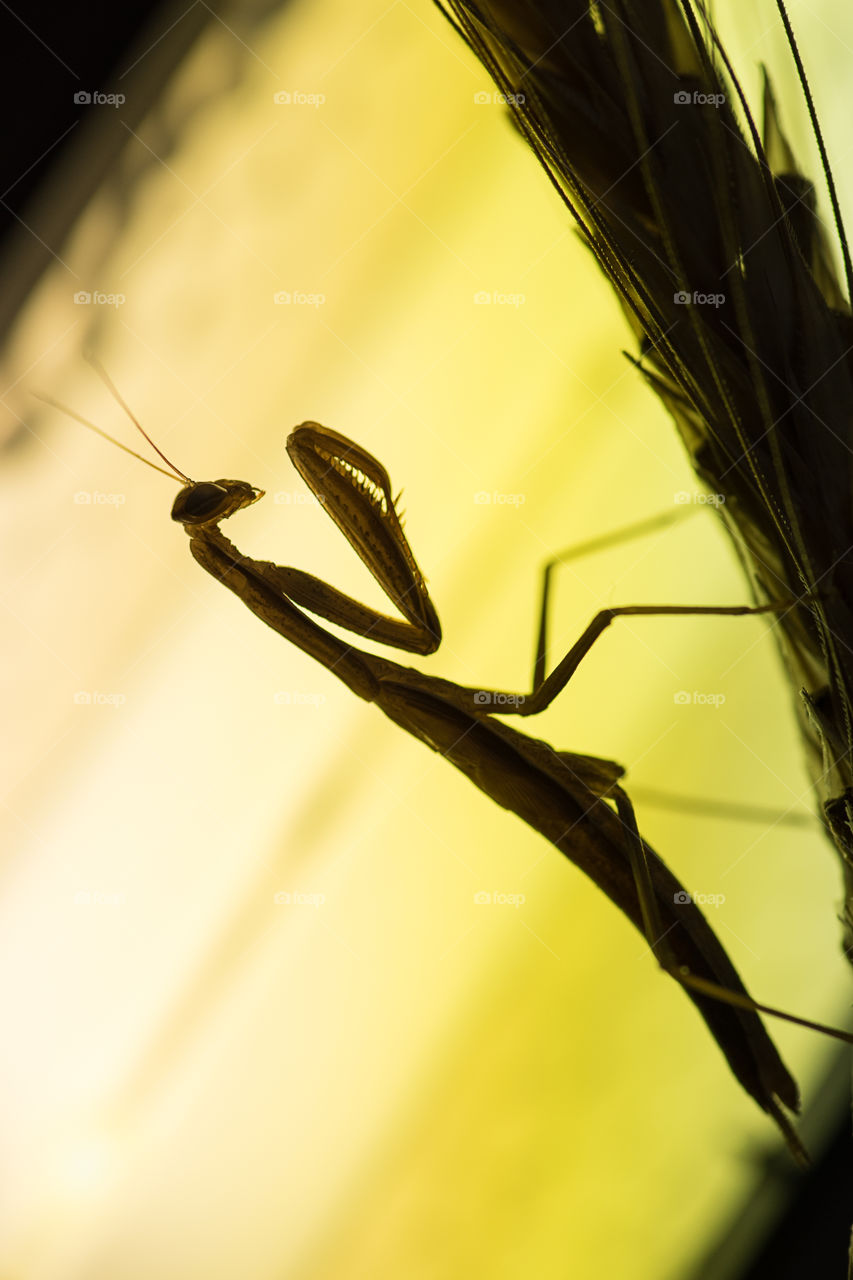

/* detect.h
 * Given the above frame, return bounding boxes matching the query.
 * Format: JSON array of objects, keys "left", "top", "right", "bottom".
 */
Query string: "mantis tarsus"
[{"left": 47, "top": 371, "right": 853, "bottom": 1166}]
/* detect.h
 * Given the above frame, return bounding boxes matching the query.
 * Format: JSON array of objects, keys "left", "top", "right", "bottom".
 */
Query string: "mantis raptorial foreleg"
[
  {"left": 287, "top": 439, "right": 841, "bottom": 1045},
  {"left": 237, "top": 560, "right": 440, "bottom": 655},
  {"left": 46, "top": 380, "right": 852, "bottom": 1159},
  {"left": 242, "top": 471, "right": 785, "bottom": 986}
]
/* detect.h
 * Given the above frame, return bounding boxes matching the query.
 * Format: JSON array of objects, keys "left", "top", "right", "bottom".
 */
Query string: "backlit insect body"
[{"left": 42, "top": 367, "right": 853, "bottom": 1164}]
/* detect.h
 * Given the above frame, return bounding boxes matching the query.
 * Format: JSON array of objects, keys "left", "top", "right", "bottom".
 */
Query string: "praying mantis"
[{"left": 42, "top": 365, "right": 853, "bottom": 1166}]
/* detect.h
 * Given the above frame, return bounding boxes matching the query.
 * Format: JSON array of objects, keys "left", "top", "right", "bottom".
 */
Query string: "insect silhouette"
[
  {"left": 41, "top": 365, "right": 853, "bottom": 1168},
  {"left": 440, "top": 0, "right": 853, "bottom": 986}
]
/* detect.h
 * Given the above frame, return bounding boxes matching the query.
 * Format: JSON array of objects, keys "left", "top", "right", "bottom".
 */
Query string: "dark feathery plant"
[{"left": 440, "top": 0, "right": 853, "bottom": 973}]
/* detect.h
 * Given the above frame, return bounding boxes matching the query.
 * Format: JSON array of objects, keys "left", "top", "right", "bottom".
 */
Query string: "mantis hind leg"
[
  {"left": 463, "top": 503, "right": 783, "bottom": 716},
  {"left": 608, "top": 781, "right": 853, "bottom": 1049},
  {"left": 532, "top": 507, "right": 698, "bottom": 688}
]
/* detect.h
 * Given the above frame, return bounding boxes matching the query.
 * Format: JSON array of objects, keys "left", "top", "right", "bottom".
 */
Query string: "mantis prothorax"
[{"left": 45, "top": 367, "right": 853, "bottom": 1166}]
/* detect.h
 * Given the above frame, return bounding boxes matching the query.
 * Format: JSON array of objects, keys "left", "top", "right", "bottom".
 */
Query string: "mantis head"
[
  {"left": 171, "top": 480, "right": 264, "bottom": 528},
  {"left": 34, "top": 357, "right": 265, "bottom": 532}
]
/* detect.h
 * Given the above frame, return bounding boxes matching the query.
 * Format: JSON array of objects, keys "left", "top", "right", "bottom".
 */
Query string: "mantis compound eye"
[{"left": 171, "top": 480, "right": 263, "bottom": 526}]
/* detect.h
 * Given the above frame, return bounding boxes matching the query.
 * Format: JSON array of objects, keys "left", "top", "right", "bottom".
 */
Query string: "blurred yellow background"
[{"left": 1, "top": 2, "right": 851, "bottom": 1277}]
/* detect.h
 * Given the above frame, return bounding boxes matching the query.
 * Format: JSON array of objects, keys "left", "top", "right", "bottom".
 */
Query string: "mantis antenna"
[{"left": 33, "top": 355, "right": 192, "bottom": 485}]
